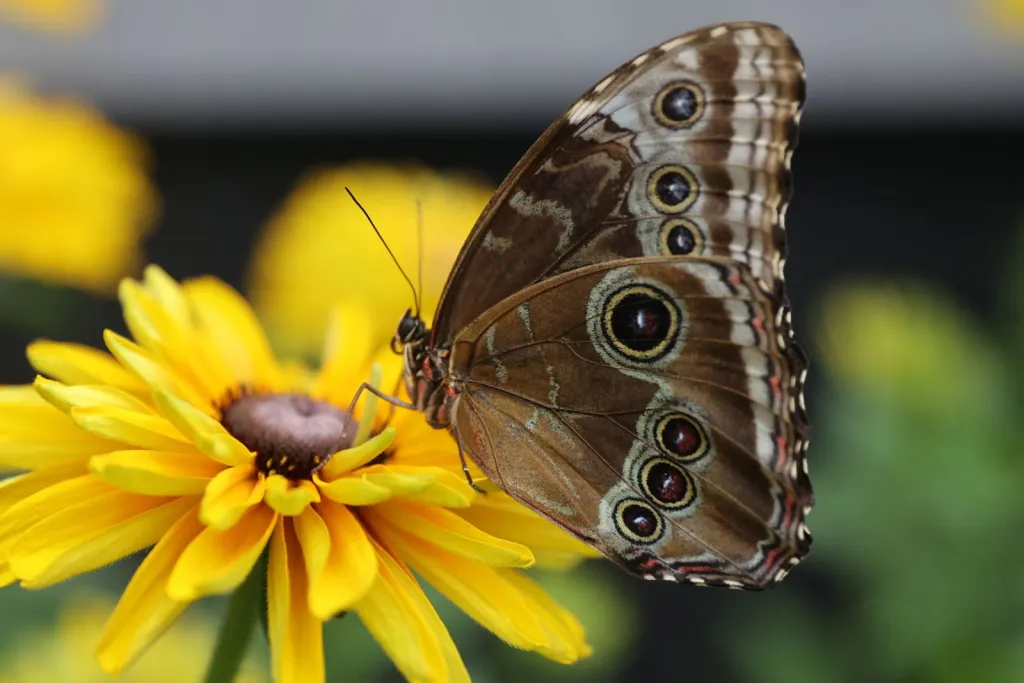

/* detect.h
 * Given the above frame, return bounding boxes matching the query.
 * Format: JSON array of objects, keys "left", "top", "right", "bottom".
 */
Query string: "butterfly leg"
[
  {"left": 344, "top": 381, "right": 416, "bottom": 421},
  {"left": 454, "top": 431, "right": 488, "bottom": 494}
]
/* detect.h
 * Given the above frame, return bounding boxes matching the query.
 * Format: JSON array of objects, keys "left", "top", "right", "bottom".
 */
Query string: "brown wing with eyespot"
[
  {"left": 447, "top": 257, "right": 811, "bottom": 588},
  {"left": 432, "top": 22, "right": 805, "bottom": 344}
]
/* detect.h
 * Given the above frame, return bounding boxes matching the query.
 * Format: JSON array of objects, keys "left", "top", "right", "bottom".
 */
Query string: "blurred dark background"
[{"left": 0, "top": 2, "right": 1022, "bottom": 682}]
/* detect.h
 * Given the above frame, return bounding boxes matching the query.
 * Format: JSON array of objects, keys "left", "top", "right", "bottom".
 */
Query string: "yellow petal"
[
  {"left": 104, "top": 330, "right": 213, "bottom": 415},
  {"left": 34, "top": 376, "right": 153, "bottom": 414},
  {"left": 184, "top": 276, "right": 286, "bottom": 392},
  {"left": 371, "top": 521, "right": 550, "bottom": 652},
  {"left": 71, "top": 406, "right": 192, "bottom": 452},
  {"left": 0, "top": 388, "right": 118, "bottom": 470},
  {"left": 268, "top": 518, "right": 325, "bottom": 683},
  {"left": 319, "top": 427, "right": 396, "bottom": 480},
  {"left": 27, "top": 340, "right": 146, "bottom": 393},
  {"left": 314, "top": 474, "right": 391, "bottom": 506},
  {"left": 381, "top": 465, "right": 477, "bottom": 508},
  {"left": 352, "top": 363, "right": 383, "bottom": 446},
  {"left": 199, "top": 465, "right": 264, "bottom": 531},
  {"left": 153, "top": 390, "right": 253, "bottom": 467},
  {"left": 361, "top": 465, "right": 436, "bottom": 496},
  {"left": 499, "top": 570, "right": 592, "bottom": 663},
  {"left": 96, "top": 506, "right": 205, "bottom": 673},
  {"left": 9, "top": 494, "right": 196, "bottom": 588},
  {"left": 168, "top": 502, "right": 276, "bottom": 601},
  {"left": 291, "top": 509, "right": 329, "bottom": 602},
  {"left": 373, "top": 502, "right": 534, "bottom": 568},
  {"left": 457, "top": 491, "right": 602, "bottom": 562},
  {"left": 265, "top": 475, "right": 320, "bottom": 516},
  {"left": 295, "top": 502, "right": 377, "bottom": 620},
  {"left": 375, "top": 546, "right": 471, "bottom": 683},
  {"left": 0, "top": 475, "right": 115, "bottom": 548},
  {"left": 119, "top": 277, "right": 227, "bottom": 402},
  {"left": 91, "top": 450, "right": 223, "bottom": 496},
  {"left": 0, "top": 462, "right": 87, "bottom": 519},
  {"left": 141, "top": 266, "right": 193, "bottom": 328},
  {"left": 354, "top": 540, "right": 449, "bottom": 682},
  {"left": 0, "top": 560, "right": 13, "bottom": 587}
]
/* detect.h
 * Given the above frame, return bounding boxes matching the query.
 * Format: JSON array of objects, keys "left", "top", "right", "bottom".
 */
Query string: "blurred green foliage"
[{"left": 724, "top": 230, "right": 1024, "bottom": 683}]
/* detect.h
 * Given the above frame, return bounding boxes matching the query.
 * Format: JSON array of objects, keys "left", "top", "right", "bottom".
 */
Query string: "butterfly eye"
[
  {"left": 639, "top": 457, "right": 698, "bottom": 510},
  {"left": 659, "top": 218, "right": 704, "bottom": 256},
  {"left": 655, "top": 412, "right": 710, "bottom": 463},
  {"left": 614, "top": 499, "right": 664, "bottom": 544},
  {"left": 648, "top": 165, "right": 699, "bottom": 214},
  {"left": 653, "top": 81, "right": 705, "bottom": 128},
  {"left": 601, "top": 284, "right": 681, "bottom": 361}
]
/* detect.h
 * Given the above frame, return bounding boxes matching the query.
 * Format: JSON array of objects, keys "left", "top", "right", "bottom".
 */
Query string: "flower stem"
[{"left": 203, "top": 555, "right": 266, "bottom": 683}]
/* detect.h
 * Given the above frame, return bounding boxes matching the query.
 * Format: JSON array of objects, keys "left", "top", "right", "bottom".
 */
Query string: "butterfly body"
[{"left": 397, "top": 21, "right": 812, "bottom": 589}]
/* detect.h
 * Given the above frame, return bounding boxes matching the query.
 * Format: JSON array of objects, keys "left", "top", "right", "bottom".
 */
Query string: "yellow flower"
[
  {"left": 982, "top": 0, "right": 1024, "bottom": 34},
  {"left": 0, "top": 266, "right": 594, "bottom": 682},
  {"left": 0, "top": 0, "right": 102, "bottom": 34},
  {"left": 0, "top": 79, "right": 155, "bottom": 293},
  {"left": 0, "top": 596, "right": 266, "bottom": 683},
  {"left": 248, "top": 163, "right": 492, "bottom": 357},
  {"left": 817, "top": 283, "right": 998, "bottom": 411}
]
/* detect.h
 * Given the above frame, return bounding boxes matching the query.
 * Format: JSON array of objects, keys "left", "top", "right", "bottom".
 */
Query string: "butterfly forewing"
[
  {"left": 432, "top": 22, "right": 803, "bottom": 342},
  {"left": 412, "top": 21, "right": 812, "bottom": 587}
]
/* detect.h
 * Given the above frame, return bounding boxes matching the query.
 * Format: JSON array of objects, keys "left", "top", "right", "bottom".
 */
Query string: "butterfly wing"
[
  {"left": 432, "top": 21, "right": 804, "bottom": 342},
  {"left": 447, "top": 257, "right": 810, "bottom": 587}
]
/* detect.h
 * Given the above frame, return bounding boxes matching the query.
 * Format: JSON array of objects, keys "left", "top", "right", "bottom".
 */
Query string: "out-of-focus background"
[{"left": 1, "top": 1, "right": 1022, "bottom": 681}]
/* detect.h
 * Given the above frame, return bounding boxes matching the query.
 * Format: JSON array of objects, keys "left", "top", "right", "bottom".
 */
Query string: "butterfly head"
[{"left": 391, "top": 308, "right": 428, "bottom": 354}]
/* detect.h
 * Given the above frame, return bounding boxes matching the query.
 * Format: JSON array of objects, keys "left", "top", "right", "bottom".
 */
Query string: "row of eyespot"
[{"left": 614, "top": 412, "right": 709, "bottom": 543}]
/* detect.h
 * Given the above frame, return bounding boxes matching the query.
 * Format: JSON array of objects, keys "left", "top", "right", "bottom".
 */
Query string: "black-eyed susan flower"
[
  {"left": 248, "top": 163, "right": 493, "bottom": 357},
  {"left": 0, "top": 79, "right": 155, "bottom": 293},
  {"left": 0, "top": 266, "right": 596, "bottom": 682},
  {"left": 0, "top": 596, "right": 266, "bottom": 683}
]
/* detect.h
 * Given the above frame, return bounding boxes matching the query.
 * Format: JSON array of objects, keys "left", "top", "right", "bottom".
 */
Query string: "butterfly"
[{"left": 391, "top": 21, "right": 812, "bottom": 589}]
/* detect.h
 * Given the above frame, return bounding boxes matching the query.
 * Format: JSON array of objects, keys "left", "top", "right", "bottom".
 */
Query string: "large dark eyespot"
[
  {"left": 614, "top": 498, "right": 664, "bottom": 543},
  {"left": 653, "top": 81, "right": 705, "bottom": 128},
  {"left": 660, "top": 218, "right": 704, "bottom": 256},
  {"left": 648, "top": 165, "right": 698, "bottom": 214},
  {"left": 640, "top": 457, "right": 698, "bottom": 510},
  {"left": 656, "top": 412, "right": 710, "bottom": 463},
  {"left": 602, "top": 284, "right": 680, "bottom": 361}
]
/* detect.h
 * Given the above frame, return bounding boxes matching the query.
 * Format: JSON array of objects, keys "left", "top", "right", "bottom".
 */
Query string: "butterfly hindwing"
[{"left": 447, "top": 257, "right": 810, "bottom": 587}]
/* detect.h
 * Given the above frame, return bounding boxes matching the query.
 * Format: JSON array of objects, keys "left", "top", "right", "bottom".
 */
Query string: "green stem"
[{"left": 203, "top": 555, "right": 266, "bottom": 683}]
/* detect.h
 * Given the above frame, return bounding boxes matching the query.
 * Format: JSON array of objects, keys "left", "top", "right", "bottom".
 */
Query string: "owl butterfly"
[{"left": 393, "top": 21, "right": 812, "bottom": 589}]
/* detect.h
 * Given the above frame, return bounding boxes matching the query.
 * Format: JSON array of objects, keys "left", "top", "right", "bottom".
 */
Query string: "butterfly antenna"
[
  {"left": 345, "top": 187, "right": 419, "bottom": 314},
  {"left": 415, "top": 198, "right": 424, "bottom": 317}
]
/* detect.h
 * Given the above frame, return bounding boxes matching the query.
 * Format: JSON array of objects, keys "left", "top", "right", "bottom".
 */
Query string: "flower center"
[{"left": 221, "top": 393, "right": 355, "bottom": 480}]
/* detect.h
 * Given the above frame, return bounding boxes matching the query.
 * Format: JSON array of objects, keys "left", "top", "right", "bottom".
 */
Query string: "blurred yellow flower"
[
  {"left": 0, "top": 265, "right": 594, "bottom": 682},
  {"left": 981, "top": 0, "right": 1024, "bottom": 35},
  {"left": 0, "top": 0, "right": 102, "bottom": 33},
  {"left": 818, "top": 283, "right": 997, "bottom": 411},
  {"left": 0, "top": 597, "right": 265, "bottom": 683},
  {"left": 248, "top": 163, "right": 492, "bottom": 358},
  {"left": 0, "top": 80, "right": 155, "bottom": 293}
]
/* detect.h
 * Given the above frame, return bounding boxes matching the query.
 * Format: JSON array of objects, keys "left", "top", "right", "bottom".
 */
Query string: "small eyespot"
[
  {"left": 648, "top": 165, "right": 698, "bottom": 214},
  {"left": 639, "top": 457, "right": 698, "bottom": 510},
  {"left": 653, "top": 81, "right": 705, "bottom": 129},
  {"left": 659, "top": 217, "right": 704, "bottom": 256},
  {"left": 614, "top": 499, "right": 664, "bottom": 544},
  {"left": 601, "top": 284, "right": 681, "bottom": 361},
  {"left": 655, "top": 412, "right": 710, "bottom": 463}
]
